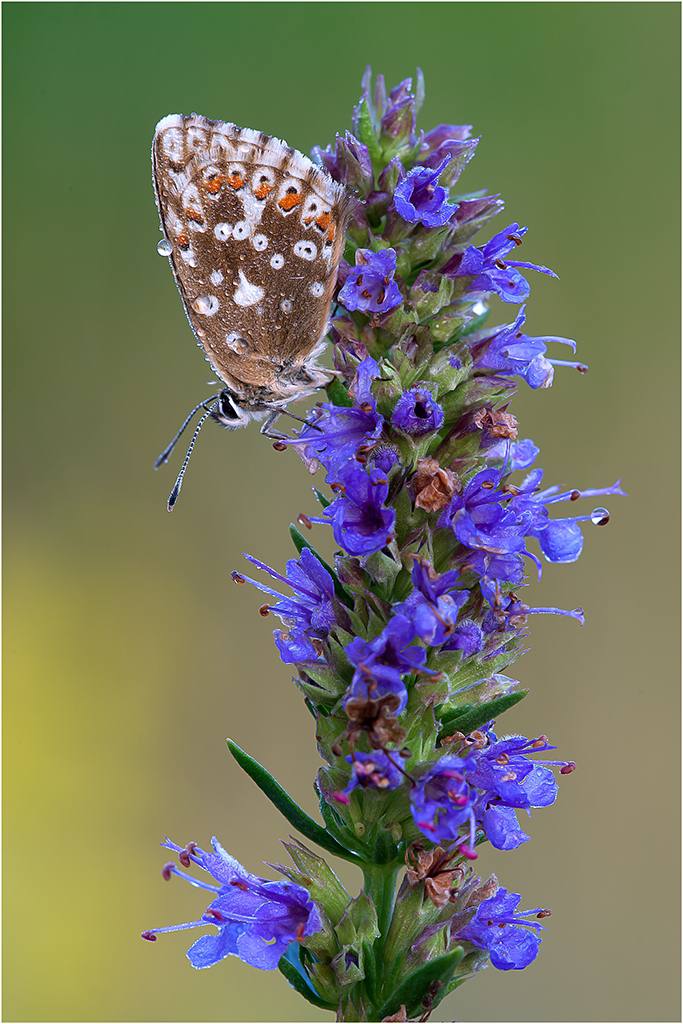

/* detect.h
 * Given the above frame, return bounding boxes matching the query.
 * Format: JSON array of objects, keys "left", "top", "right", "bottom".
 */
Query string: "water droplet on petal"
[
  {"left": 590, "top": 507, "right": 610, "bottom": 526},
  {"left": 157, "top": 239, "right": 173, "bottom": 256}
]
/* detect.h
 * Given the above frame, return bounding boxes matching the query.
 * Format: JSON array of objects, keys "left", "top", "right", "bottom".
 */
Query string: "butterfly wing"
[{"left": 152, "top": 114, "right": 353, "bottom": 394}]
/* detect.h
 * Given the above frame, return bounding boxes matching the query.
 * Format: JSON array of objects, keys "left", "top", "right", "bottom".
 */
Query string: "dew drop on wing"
[{"left": 157, "top": 239, "right": 173, "bottom": 256}]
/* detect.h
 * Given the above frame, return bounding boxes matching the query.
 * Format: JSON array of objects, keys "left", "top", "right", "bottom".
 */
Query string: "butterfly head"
[{"left": 210, "top": 388, "right": 254, "bottom": 430}]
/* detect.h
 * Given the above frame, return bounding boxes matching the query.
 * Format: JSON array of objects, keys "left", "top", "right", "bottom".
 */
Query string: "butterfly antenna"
[
  {"left": 166, "top": 407, "right": 215, "bottom": 511},
  {"left": 154, "top": 396, "right": 220, "bottom": 470}
]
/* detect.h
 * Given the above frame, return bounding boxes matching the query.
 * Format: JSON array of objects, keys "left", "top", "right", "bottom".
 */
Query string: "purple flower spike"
[
  {"left": 142, "top": 838, "right": 321, "bottom": 970},
  {"left": 392, "top": 385, "right": 445, "bottom": 436},
  {"left": 393, "top": 158, "right": 459, "bottom": 227},
  {"left": 458, "top": 887, "right": 546, "bottom": 970},
  {"left": 339, "top": 248, "right": 403, "bottom": 314}
]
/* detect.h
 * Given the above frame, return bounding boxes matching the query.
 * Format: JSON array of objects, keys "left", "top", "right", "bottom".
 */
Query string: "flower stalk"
[{"left": 143, "top": 68, "right": 623, "bottom": 1022}]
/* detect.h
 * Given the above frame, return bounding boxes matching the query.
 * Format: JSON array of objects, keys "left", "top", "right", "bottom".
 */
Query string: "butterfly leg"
[{"left": 259, "top": 410, "right": 289, "bottom": 440}]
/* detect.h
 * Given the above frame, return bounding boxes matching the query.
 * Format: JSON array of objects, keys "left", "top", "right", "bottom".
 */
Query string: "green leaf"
[
  {"left": 326, "top": 377, "right": 354, "bottom": 407},
  {"left": 289, "top": 525, "right": 353, "bottom": 607},
  {"left": 227, "top": 739, "right": 363, "bottom": 864},
  {"left": 439, "top": 690, "right": 528, "bottom": 738},
  {"left": 278, "top": 948, "right": 336, "bottom": 1011},
  {"left": 376, "top": 947, "right": 466, "bottom": 1019}
]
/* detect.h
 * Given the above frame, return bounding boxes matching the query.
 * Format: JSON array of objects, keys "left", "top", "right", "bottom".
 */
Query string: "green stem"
[
  {"left": 362, "top": 862, "right": 400, "bottom": 1014},
  {"left": 363, "top": 862, "right": 399, "bottom": 940}
]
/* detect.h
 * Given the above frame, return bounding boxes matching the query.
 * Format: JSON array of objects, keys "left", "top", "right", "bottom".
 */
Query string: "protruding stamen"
[{"left": 458, "top": 843, "right": 477, "bottom": 860}]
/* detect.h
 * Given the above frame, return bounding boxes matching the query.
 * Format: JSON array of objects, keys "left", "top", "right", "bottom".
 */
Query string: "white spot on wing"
[
  {"left": 233, "top": 221, "right": 248, "bottom": 240},
  {"left": 294, "top": 240, "right": 317, "bottom": 261},
  {"left": 310, "top": 282, "right": 325, "bottom": 298},
  {"left": 253, "top": 234, "right": 268, "bottom": 251},
  {"left": 281, "top": 299, "right": 293, "bottom": 313},
  {"left": 215, "top": 223, "right": 232, "bottom": 241},
  {"left": 210, "top": 270, "right": 224, "bottom": 286},
  {"left": 234, "top": 270, "right": 265, "bottom": 307},
  {"left": 270, "top": 254, "right": 285, "bottom": 269}
]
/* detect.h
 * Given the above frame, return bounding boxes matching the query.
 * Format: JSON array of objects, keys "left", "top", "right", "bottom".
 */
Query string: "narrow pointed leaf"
[
  {"left": 439, "top": 690, "right": 528, "bottom": 738},
  {"left": 227, "top": 739, "right": 363, "bottom": 864},
  {"left": 376, "top": 947, "right": 465, "bottom": 1020}
]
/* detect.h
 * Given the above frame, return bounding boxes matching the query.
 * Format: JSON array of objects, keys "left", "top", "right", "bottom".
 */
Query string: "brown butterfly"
[{"left": 151, "top": 113, "right": 353, "bottom": 507}]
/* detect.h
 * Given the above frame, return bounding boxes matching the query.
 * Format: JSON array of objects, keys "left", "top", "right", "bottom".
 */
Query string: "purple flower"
[
  {"left": 391, "top": 384, "right": 445, "bottom": 436},
  {"left": 334, "top": 750, "right": 407, "bottom": 804},
  {"left": 458, "top": 887, "right": 546, "bottom": 970},
  {"left": 443, "top": 223, "right": 557, "bottom": 303},
  {"left": 468, "top": 733, "right": 572, "bottom": 850},
  {"left": 486, "top": 438, "right": 541, "bottom": 472},
  {"left": 415, "top": 124, "right": 480, "bottom": 187},
  {"left": 392, "top": 158, "right": 459, "bottom": 227},
  {"left": 239, "top": 548, "right": 336, "bottom": 634},
  {"left": 312, "top": 131, "right": 374, "bottom": 192},
  {"left": 479, "top": 578, "right": 586, "bottom": 631},
  {"left": 315, "top": 459, "right": 396, "bottom": 557},
  {"left": 345, "top": 616, "right": 428, "bottom": 713},
  {"left": 410, "top": 755, "right": 478, "bottom": 852},
  {"left": 472, "top": 306, "right": 584, "bottom": 388},
  {"left": 142, "top": 838, "right": 321, "bottom": 970},
  {"left": 442, "top": 617, "right": 484, "bottom": 658},
  {"left": 339, "top": 248, "right": 403, "bottom": 314},
  {"left": 510, "top": 473, "right": 627, "bottom": 565},
  {"left": 287, "top": 358, "right": 384, "bottom": 474},
  {"left": 393, "top": 558, "right": 469, "bottom": 645}
]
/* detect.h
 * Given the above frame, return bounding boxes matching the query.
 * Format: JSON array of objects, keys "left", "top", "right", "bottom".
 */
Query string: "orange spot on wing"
[
  {"left": 326, "top": 222, "right": 336, "bottom": 242},
  {"left": 316, "top": 212, "right": 332, "bottom": 231},
  {"left": 227, "top": 173, "right": 244, "bottom": 190},
  {"left": 278, "top": 192, "right": 303, "bottom": 211},
  {"left": 204, "top": 174, "right": 224, "bottom": 194},
  {"left": 253, "top": 183, "right": 274, "bottom": 200},
  {"left": 186, "top": 209, "right": 204, "bottom": 224},
  {"left": 177, "top": 233, "right": 189, "bottom": 249}
]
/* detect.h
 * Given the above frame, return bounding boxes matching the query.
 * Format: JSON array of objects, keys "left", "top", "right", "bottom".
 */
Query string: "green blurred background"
[{"left": 4, "top": 3, "right": 680, "bottom": 1021}]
